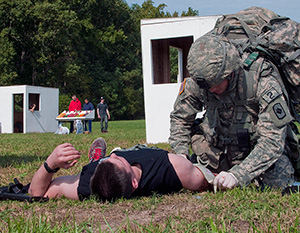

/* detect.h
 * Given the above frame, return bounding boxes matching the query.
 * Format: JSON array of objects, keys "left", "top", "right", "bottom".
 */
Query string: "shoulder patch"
[
  {"left": 179, "top": 78, "right": 187, "bottom": 95},
  {"left": 267, "top": 98, "right": 292, "bottom": 127},
  {"left": 273, "top": 103, "right": 286, "bottom": 120},
  {"left": 262, "top": 87, "right": 280, "bottom": 104}
]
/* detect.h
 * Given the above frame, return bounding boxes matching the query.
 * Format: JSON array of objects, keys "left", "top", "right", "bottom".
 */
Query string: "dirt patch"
[
  {"left": 231, "top": 220, "right": 250, "bottom": 232},
  {"left": 62, "top": 196, "right": 204, "bottom": 231}
]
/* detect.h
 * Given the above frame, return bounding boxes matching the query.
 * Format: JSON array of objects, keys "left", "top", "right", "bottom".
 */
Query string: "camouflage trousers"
[
  {"left": 191, "top": 134, "right": 296, "bottom": 189},
  {"left": 259, "top": 152, "right": 295, "bottom": 189}
]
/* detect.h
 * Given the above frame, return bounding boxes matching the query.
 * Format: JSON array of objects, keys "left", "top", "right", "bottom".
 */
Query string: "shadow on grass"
[{"left": 0, "top": 154, "right": 46, "bottom": 167}]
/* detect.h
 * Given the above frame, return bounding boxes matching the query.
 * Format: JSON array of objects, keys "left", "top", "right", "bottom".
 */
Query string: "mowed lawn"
[{"left": 0, "top": 120, "right": 300, "bottom": 232}]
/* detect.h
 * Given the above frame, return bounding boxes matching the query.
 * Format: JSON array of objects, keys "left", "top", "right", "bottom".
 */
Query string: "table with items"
[{"left": 56, "top": 110, "right": 95, "bottom": 122}]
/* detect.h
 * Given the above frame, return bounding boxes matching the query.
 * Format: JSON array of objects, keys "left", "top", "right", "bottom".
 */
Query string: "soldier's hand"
[{"left": 213, "top": 171, "right": 238, "bottom": 192}]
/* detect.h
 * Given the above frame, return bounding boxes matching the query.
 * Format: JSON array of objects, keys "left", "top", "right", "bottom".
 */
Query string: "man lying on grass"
[{"left": 28, "top": 138, "right": 216, "bottom": 201}]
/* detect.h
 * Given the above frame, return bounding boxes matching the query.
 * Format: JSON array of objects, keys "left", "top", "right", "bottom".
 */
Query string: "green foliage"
[
  {"left": 181, "top": 7, "right": 199, "bottom": 16},
  {"left": 130, "top": 0, "right": 169, "bottom": 20},
  {"left": 0, "top": 0, "right": 82, "bottom": 86},
  {"left": 0, "top": 35, "right": 17, "bottom": 85},
  {"left": 59, "top": 94, "right": 71, "bottom": 112},
  {"left": 170, "top": 47, "right": 179, "bottom": 83}
]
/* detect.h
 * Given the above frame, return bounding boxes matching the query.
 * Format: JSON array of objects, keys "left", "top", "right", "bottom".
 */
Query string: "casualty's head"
[
  {"left": 90, "top": 154, "right": 138, "bottom": 202},
  {"left": 187, "top": 33, "right": 240, "bottom": 93}
]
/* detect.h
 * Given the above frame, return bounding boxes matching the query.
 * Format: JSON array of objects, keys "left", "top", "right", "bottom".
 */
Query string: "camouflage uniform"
[{"left": 169, "top": 34, "right": 296, "bottom": 188}]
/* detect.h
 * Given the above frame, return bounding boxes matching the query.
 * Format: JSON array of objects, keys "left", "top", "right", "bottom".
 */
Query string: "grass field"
[{"left": 0, "top": 120, "right": 300, "bottom": 232}]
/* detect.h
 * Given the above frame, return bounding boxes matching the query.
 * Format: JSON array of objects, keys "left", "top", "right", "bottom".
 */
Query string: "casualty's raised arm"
[{"left": 28, "top": 143, "right": 81, "bottom": 197}]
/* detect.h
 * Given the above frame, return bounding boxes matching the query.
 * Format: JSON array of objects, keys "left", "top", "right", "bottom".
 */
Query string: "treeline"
[{"left": 0, "top": 0, "right": 198, "bottom": 120}]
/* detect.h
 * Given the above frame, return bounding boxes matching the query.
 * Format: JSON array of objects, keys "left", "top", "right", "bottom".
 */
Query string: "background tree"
[{"left": 0, "top": 0, "right": 83, "bottom": 87}]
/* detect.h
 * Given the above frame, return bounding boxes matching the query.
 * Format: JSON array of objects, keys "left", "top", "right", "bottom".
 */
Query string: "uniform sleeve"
[
  {"left": 230, "top": 61, "right": 293, "bottom": 186},
  {"left": 169, "top": 78, "right": 204, "bottom": 155}
]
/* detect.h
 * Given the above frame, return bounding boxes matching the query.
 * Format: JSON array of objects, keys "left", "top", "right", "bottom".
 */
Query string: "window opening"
[
  {"left": 152, "top": 36, "right": 193, "bottom": 84},
  {"left": 29, "top": 93, "right": 40, "bottom": 111}
]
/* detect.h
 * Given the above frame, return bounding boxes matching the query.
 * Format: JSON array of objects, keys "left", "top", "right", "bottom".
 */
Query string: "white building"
[
  {"left": 141, "top": 15, "right": 220, "bottom": 144},
  {"left": 0, "top": 85, "right": 59, "bottom": 133}
]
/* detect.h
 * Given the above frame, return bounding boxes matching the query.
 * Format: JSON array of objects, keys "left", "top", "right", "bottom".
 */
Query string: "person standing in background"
[
  {"left": 97, "top": 97, "right": 110, "bottom": 133},
  {"left": 82, "top": 98, "right": 94, "bottom": 133},
  {"left": 69, "top": 95, "right": 81, "bottom": 133}
]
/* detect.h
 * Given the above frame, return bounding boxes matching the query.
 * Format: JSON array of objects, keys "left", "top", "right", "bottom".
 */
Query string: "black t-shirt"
[
  {"left": 77, "top": 148, "right": 182, "bottom": 201},
  {"left": 96, "top": 103, "right": 108, "bottom": 117}
]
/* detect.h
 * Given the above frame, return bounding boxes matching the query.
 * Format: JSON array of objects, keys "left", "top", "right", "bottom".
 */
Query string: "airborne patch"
[
  {"left": 273, "top": 103, "right": 286, "bottom": 119},
  {"left": 179, "top": 78, "right": 187, "bottom": 95},
  {"left": 262, "top": 87, "right": 280, "bottom": 104}
]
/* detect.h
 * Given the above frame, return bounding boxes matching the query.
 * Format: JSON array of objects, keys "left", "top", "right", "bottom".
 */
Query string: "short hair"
[{"left": 90, "top": 161, "right": 133, "bottom": 201}]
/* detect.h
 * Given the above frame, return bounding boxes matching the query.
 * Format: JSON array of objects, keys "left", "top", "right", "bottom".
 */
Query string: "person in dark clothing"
[
  {"left": 82, "top": 98, "right": 94, "bottom": 133},
  {"left": 28, "top": 138, "right": 214, "bottom": 201},
  {"left": 96, "top": 97, "right": 110, "bottom": 133}
]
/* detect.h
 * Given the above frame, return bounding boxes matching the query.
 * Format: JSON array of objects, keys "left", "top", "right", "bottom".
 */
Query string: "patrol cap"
[{"left": 187, "top": 33, "right": 240, "bottom": 88}]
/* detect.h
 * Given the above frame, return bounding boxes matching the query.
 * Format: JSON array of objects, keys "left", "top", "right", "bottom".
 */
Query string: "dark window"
[{"left": 29, "top": 93, "right": 40, "bottom": 111}]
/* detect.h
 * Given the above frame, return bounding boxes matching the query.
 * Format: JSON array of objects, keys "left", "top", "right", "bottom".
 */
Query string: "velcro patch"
[
  {"left": 273, "top": 103, "right": 286, "bottom": 120},
  {"left": 268, "top": 99, "right": 292, "bottom": 127},
  {"left": 179, "top": 78, "right": 187, "bottom": 95},
  {"left": 262, "top": 87, "right": 280, "bottom": 104}
]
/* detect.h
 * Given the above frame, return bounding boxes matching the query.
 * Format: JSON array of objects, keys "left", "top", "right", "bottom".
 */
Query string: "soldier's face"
[{"left": 209, "top": 79, "right": 229, "bottom": 95}]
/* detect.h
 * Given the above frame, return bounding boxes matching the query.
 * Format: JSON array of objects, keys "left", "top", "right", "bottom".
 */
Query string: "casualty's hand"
[
  {"left": 213, "top": 171, "right": 238, "bottom": 192},
  {"left": 46, "top": 143, "right": 81, "bottom": 170}
]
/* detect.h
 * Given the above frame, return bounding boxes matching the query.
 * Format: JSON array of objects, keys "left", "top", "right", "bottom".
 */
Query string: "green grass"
[{"left": 0, "top": 120, "right": 300, "bottom": 232}]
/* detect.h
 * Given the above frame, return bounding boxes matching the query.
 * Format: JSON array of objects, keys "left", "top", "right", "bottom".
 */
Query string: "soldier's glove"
[{"left": 213, "top": 171, "right": 238, "bottom": 192}]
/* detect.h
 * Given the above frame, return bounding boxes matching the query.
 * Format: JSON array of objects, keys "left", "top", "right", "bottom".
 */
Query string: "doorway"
[{"left": 13, "top": 94, "right": 23, "bottom": 133}]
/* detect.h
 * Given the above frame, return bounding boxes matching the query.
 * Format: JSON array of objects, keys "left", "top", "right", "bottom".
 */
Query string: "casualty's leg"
[{"left": 88, "top": 138, "right": 107, "bottom": 163}]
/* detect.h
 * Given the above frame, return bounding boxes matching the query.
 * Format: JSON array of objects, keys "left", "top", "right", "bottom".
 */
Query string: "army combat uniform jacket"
[{"left": 169, "top": 58, "right": 296, "bottom": 188}]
